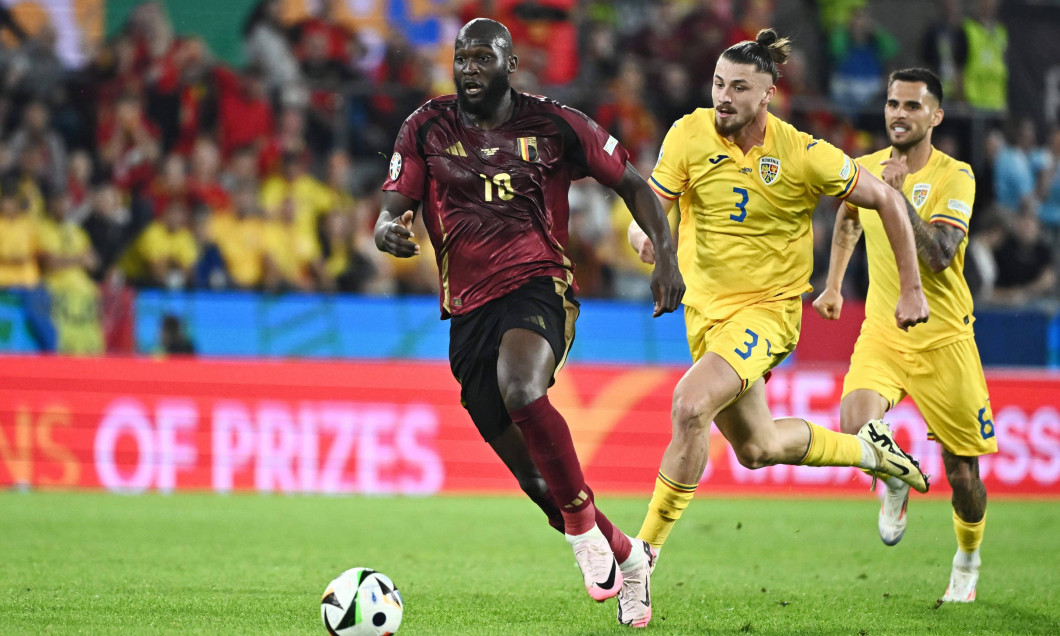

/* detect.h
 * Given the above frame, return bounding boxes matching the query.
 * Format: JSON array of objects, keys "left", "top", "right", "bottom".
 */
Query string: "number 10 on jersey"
[{"left": 480, "top": 173, "right": 514, "bottom": 202}]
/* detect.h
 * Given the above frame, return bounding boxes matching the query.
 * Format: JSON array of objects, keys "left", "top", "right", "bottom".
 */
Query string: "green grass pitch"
[{"left": 2, "top": 492, "right": 1058, "bottom": 634}]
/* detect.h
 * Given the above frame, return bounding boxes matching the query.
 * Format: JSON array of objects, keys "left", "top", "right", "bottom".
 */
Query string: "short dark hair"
[
  {"left": 888, "top": 68, "right": 944, "bottom": 106},
  {"left": 456, "top": 18, "right": 513, "bottom": 57},
  {"left": 720, "top": 28, "right": 792, "bottom": 83}
]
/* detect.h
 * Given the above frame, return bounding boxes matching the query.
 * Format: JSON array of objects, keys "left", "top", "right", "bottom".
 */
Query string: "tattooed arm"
[
  {"left": 812, "top": 202, "right": 864, "bottom": 321},
  {"left": 901, "top": 195, "right": 967, "bottom": 274}
]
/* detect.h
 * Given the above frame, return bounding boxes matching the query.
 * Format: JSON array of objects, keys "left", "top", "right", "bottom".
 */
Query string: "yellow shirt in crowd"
[
  {"left": 120, "top": 222, "right": 199, "bottom": 283},
  {"left": 0, "top": 215, "right": 40, "bottom": 287}
]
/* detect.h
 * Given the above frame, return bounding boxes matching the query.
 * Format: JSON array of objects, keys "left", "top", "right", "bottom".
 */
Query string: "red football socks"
[{"left": 510, "top": 396, "right": 596, "bottom": 535}]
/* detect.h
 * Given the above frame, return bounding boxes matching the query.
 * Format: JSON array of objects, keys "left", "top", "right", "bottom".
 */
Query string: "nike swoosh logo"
[
  {"left": 595, "top": 560, "right": 618, "bottom": 590},
  {"left": 887, "top": 459, "right": 910, "bottom": 476}
]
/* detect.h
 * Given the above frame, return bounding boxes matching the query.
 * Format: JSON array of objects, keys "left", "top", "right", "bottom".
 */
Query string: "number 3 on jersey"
[
  {"left": 731, "top": 187, "right": 749, "bottom": 222},
  {"left": 480, "top": 173, "right": 514, "bottom": 202}
]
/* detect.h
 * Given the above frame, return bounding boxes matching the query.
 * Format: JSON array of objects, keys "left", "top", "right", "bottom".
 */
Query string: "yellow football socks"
[
  {"left": 800, "top": 422, "right": 863, "bottom": 467},
  {"left": 954, "top": 510, "right": 986, "bottom": 553},
  {"left": 637, "top": 472, "right": 697, "bottom": 549}
]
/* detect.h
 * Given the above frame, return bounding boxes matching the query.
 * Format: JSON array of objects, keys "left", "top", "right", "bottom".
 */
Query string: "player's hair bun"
[{"left": 755, "top": 28, "right": 791, "bottom": 65}]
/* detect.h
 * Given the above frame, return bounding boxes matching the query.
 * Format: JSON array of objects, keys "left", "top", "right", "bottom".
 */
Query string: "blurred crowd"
[{"left": 0, "top": 0, "right": 1056, "bottom": 355}]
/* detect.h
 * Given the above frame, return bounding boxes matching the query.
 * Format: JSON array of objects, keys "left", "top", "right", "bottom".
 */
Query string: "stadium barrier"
[{"left": 2, "top": 355, "right": 1058, "bottom": 497}]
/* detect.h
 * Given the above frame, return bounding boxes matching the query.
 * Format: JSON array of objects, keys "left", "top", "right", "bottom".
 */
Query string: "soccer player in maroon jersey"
[{"left": 375, "top": 18, "right": 684, "bottom": 627}]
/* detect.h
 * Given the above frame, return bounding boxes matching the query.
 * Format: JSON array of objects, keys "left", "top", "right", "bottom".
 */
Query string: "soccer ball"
[{"left": 320, "top": 568, "right": 403, "bottom": 635}]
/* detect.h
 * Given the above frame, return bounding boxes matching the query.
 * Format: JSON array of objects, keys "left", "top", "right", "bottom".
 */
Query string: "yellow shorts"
[
  {"left": 685, "top": 297, "right": 800, "bottom": 394},
  {"left": 843, "top": 335, "right": 998, "bottom": 456}
]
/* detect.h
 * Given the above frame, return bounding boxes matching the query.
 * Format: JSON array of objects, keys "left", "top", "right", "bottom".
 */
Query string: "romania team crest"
[
  {"left": 912, "top": 183, "right": 931, "bottom": 208},
  {"left": 759, "top": 156, "right": 781, "bottom": 185},
  {"left": 518, "top": 137, "right": 538, "bottom": 162}
]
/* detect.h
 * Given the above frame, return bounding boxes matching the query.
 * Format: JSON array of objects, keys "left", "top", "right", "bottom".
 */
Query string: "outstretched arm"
[
  {"left": 845, "top": 171, "right": 929, "bottom": 331},
  {"left": 812, "top": 203, "right": 863, "bottom": 321},
  {"left": 375, "top": 191, "right": 421, "bottom": 258},
  {"left": 612, "top": 162, "right": 685, "bottom": 316}
]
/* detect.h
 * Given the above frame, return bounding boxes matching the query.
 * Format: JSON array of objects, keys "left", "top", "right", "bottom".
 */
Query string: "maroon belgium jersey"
[{"left": 382, "top": 91, "right": 630, "bottom": 318}]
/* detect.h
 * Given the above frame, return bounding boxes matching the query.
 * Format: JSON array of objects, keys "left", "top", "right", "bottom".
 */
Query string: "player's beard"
[
  {"left": 714, "top": 109, "right": 751, "bottom": 137},
  {"left": 456, "top": 74, "right": 511, "bottom": 118},
  {"left": 889, "top": 127, "right": 927, "bottom": 153}
]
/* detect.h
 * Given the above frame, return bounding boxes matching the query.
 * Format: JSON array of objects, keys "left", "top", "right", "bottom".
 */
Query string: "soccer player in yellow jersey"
[
  {"left": 814, "top": 68, "right": 996, "bottom": 603},
  {"left": 628, "top": 30, "right": 932, "bottom": 588}
]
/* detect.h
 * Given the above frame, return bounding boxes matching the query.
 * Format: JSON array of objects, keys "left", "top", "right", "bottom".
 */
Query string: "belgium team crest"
[
  {"left": 912, "top": 183, "right": 931, "bottom": 208},
  {"left": 518, "top": 137, "right": 538, "bottom": 162},
  {"left": 759, "top": 156, "right": 781, "bottom": 185}
]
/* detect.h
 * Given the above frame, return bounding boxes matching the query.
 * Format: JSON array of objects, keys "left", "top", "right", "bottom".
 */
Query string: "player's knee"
[
  {"left": 946, "top": 464, "right": 978, "bottom": 495},
  {"left": 732, "top": 442, "right": 778, "bottom": 470},
  {"left": 517, "top": 474, "right": 548, "bottom": 499},
  {"left": 669, "top": 394, "right": 712, "bottom": 438},
  {"left": 502, "top": 383, "right": 546, "bottom": 413},
  {"left": 671, "top": 387, "right": 715, "bottom": 436}
]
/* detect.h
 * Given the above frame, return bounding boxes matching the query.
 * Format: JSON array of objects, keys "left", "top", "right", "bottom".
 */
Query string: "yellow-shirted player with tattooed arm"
[
  {"left": 814, "top": 68, "right": 997, "bottom": 603},
  {"left": 627, "top": 30, "right": 932, "bottom": 592}
]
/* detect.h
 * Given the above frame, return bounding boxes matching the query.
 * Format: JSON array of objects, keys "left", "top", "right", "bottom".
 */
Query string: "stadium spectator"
[
  {"left": 369, "top": 29, "right": 431, "bottom": 155},
  {"left": 920, "top": 0, "right": 968, "bottom": 101},
  {"left": 38, "top": 187, "right": 99, "bottom": 289},
  {"left": 568, "top": 21, "right": 620, "bottom": 112},
  {"left": 647, "top": 62, "right": 697, "bottom": 135},
  {"left": 210, "top": 180, "right": 267, "bottom": 290},
  {"left": 993, "top": 119, "right": 1048, "bottom": 211},
  {"left": 507, "top": 0, "right": 579, "bottom": 87},
  {"left": 146, "top": 153, "right": 189, "bottom": 218},
  {"left": 37, "top": 186, "right": 103, "bottom": 354},
  {"left": 97, "top": 91, "right": 161, "bottom": 194},
  {"left": 0, "top": 179, "right": 40, "bottom": 289},
  {"left": 243, "top": 0, "right": 305, "bottom": 105},
  {"left": 2, "top": 100, "right": 67, "bottom": 191},
  {"left": 290, "top": 0, "right": 356, "bottom": 65},
  {"left": 593, "top": 59, "right": 658, "bottom": 164},
  {"left": 300, "top": 29, "right": 358, "bottom": 155},
  {"left": 259, "top": 106, "right": 309, "bottom": 176},
  {"left": 726, "top": 0, "right": 774, "bottom": 47},
  {"left": 118, "top": 197, "right": 199, "bottom": 289},
  {"left": 675, "top": 0, "right": 734, "bottom": 92},
  {"left": 964, "top": 205, "right": 1005, "bottom": 303},
  {"left": 8, "top": 141, "right": 48, "bottom": 219},
  {"left": 1036, "top": 125, "right": 1060, "bottom": 235},
  {"left": 0, "top": 174, "right": 55, "bottom": 351},
  {"left": 564, "top": 180, "right": 614, "bottom": 297},
  {"left": 260, "top": 150, "right": 334, "bottom": 248},
  {"left": 961, "top": 0, "right": 1008, "bottom": 112},
  {"left": 83, "top": 183, "right": 140, "bottom": 282},
  {"left": 991, "top": 203, "right": 1056, "bottom": 305},
  {"left": 263, "top": 196, "right": 333, "bottom": 292},
  {"left": 186, "top": 138, "right": 231, "bottom": 214},
  {"left": 66, "top": 150, "right": 94, "bottom": 217},
  {"left": 221, "top": 144, "right": 260, "bottom": 192},
  {"left": 3, "top": 19, "right": 65, "bottom": 107},
  {"left": 624, "top": 2, "right": 687, "bottom": 68},
  {"left": 826, "top": 5, "right": 899, "bottom": 115},
  {"left": 149, "top": 38, "right": 218, "bottom": 156},
  {"left": 319, "top": 149, "right": 386, "bottom": 291},
  {"left": 159, "top": 313, "right": 195, "bottom": 355},
  {"left": 214, "top": 62, "right": 274, "bottom": 160}
]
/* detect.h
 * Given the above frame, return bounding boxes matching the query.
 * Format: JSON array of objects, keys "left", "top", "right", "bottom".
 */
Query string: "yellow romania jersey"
[
  {"left": 650, "top": 110, "right": 860, "bottom": 321},
  {"left": 851, "top": 147, "right": 975, "bottom": 351}
]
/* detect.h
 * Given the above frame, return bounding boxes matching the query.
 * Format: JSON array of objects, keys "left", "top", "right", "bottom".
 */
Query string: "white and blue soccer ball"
[{"left": 320, "top": 568, "right": 403, "bottom": 636}]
